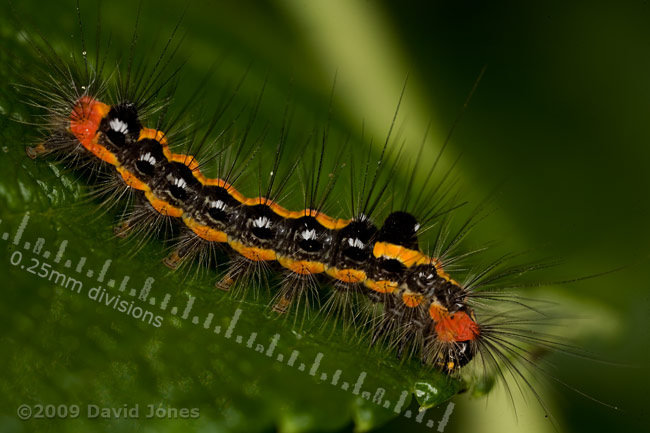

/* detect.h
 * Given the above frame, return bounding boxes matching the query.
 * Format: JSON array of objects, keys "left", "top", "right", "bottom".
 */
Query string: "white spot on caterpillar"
[
  {"left": 109, "top": 118, "right": 129, "bottom": 134},
  {"left": 210, "top": 199, "right": 226, "bottom": 210},
  {"left": 139, "top": 152, "right": 156, "bottom": 165},
  {"left": 253, "top": 216, "right": 271, "bottom": 228},
  {"left": 348, "top": 238, "right": 364, "bottom": 249},
  {"left": 419, "top": 271, "right": 434, "bottom": 280},
  {"left": 173, "top": 177, "right": 187, "bottom": 189},
  {"left": 301, "top": 229, "right": 317, "bottom": 240}
]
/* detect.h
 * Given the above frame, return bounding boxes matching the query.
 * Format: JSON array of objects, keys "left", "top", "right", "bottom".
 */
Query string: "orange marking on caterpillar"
[
  {"left": 364, "top": 279, "right": 398, "bottom": 294},
  {"left": 326, "top": 267, "right": 367, "bottom": 283},
  {"left": 373, "top": 242, "right": 426, "bottom": 267},
  {"left": 277, "top": 256, "right": 326, "bottom": 275},
  {"left": 402, "top": 291, "right": 425, "bottom": 308},
  {"left": 171, "top": 153, "right": 198, "bottom": 166},
  {"left": 170, "top": 153, "right": 204, "bottom": 179},
  {"left": 429, "top": 302, "right": 480, "bottom": 342},
  {"left": 69, "top": 96, "right": 115, "bottom": 164},
  {"left": 138, "top": 128, "right": 171, "bottom": 158},
  {"left": 282, "top": 209, "right": 351, "bottom": 230},
  {"left": 317, "top": 215, "right": 351, "bottom": 230},
  {"left": 228, "top": 240, "right": 277, "bottom": 261},
  {"left": 116, "top": 166, "right": 149, "bottom": 190},
  {"left": 83, "top": 139, "right": 119, "bottom": 166},
  {"left": 174, "top": 154, "right": 210, "bottom": 187},
  {"left": 144, "top": 190, "right": 184, "bottom": 217},
  {"left": 269, "top": 202, "right": 291, "bottom": 218},
  {"left": 431, "top": 260, "right": 458, "bottom": 284},
  {"left": 419, "top": 255, "right": 457, "bottom": 284},
  {"left": 182, "top": 216, "right": 228, "bottom": 242},
  {"left": 201, "top": 178, "right": 248, "bottom": 204},
  {"left": 241, "top": 197, "right": 292, "bottom": 218}
]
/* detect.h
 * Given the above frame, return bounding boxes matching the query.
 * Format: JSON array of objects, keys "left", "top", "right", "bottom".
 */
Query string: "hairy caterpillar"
[
  {"left": 22, "top": 11, "right": 486, "bottom": 375},
  {"left": 2, "top": 1, "right": 647, "bottom": 433}
]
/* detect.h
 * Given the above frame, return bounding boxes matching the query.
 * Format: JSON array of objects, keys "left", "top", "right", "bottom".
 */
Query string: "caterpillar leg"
[
  {"left": 270, "top": 272, "right": 320, "bottom": 325},
  {"left": 26, "top": 132, "right": 81, "bottom": 160},
  {"left": 113, "top": 220, "right": 133, "bottom": 238},
  {"left": 26, "top": 143, "right": 48, "bottom": 159},
  {"left": 215, "top": 272, "right": 235, "bottom": 291},
  {"left": 163, "top": 246, "right": 189, "bottom": 270},
  {"left": 271, "top": 295, "right": 291, "bottom": 314},
  {"left": 215, "top": 255, "right": 271, "bottom": 300},
  {"left": 164, "top": 232, "right": 220, "bottom": 273}
]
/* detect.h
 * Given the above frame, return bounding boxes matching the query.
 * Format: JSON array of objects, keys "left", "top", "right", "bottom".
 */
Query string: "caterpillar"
[
  {"left": 3, "top": 1, "right": 643, "bottom": 432},
  {"left": 23, "top": 23, "right": 482, "bottom": 376}
]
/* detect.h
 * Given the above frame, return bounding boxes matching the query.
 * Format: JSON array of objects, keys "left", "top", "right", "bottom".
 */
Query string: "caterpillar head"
[
  {"left": 405, "top": 263, "right": 480, "bottom": 372},
  {"left": 428, "top": 304, "right": 480, "bottom": 372}
]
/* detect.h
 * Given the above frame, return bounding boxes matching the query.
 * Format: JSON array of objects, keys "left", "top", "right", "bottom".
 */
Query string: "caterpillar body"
[{"left": 27, "top": 76, "right": 484, "bottom": 375}]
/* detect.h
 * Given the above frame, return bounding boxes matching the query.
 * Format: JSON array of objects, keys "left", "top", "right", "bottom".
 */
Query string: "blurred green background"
[{"left": 1, "top": 1, "right": 649, "bottom": 432}]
